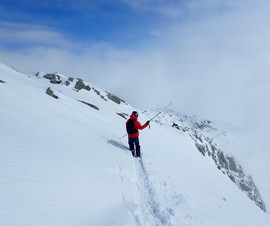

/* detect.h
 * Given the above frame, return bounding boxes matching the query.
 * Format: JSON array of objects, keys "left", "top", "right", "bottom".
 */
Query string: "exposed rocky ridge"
[
  {"left": 35, "top": 72, "right": 126, "bottom": 107},
  {"left": 190, "top": 128, "right": 266, "bottom": 212},
  {"left": 146, "top": 110, "right": 266, "bottom": 212}
]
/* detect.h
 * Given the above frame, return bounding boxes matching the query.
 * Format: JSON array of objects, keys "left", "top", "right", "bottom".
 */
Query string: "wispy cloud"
[
  {"left": 121, "top": 0, "right": 248, "bottom": 19},
  {"left": 0, "top": 21, "right": 70, "bottom": 48}
]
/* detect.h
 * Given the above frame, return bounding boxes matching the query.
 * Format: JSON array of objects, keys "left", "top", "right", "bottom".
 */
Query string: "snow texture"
[{"left": 0, "top": 63, "right": 270, "bottom": 226}]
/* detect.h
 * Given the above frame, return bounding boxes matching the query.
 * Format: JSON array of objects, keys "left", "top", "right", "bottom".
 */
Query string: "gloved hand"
[{"left": 146, "top": 120, "right": 150, "bottom": 125}]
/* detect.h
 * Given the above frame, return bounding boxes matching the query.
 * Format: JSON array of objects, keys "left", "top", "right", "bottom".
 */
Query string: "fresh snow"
[{"left": 0, "top": 63, "right": 269, "bottom": 226}]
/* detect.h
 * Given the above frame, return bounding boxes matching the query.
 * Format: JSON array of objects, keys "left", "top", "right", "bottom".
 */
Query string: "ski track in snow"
[
  {"left": 134, "top": 157, "right": 173, "bottom": 226},
  {"left": 108, "top": 138, "right": 173, "bottom": 225}
]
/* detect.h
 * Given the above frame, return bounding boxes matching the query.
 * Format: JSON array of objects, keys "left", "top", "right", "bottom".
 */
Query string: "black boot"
[
  {"left": 135, "top": 149, "right": 141, "bottom": 158},
  {"left": 131, "top": 150, "right": 136, "bottom": 157}
]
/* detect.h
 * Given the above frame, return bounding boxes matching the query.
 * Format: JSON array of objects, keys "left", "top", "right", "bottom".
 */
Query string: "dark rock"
[
  {"left": 228, "top": 174, "right": 236, "bottom": 182},
  {"left": 93, "top": 88, "right": 107, "bottom": 101},
  {"left": 43, "top": 74, "right": 62, "bottom": 84},
  {"left": 227, "top": 156, "right": 238, "bottom": 172},
  {"left": 218, "top": 152, "right": 228, "bottom": 169},
  {"left": 107, "top": 92, "right": 125, "bottom": 105},
  {"left": 0, "top": 79, "right": 6, "bottom": 83},
  {"left": 172, "top": 123, "right": 182, "bottom": 130},
  {"left": 68, "top": 77, "right": 74, "bottom": 82},
  {"left": 194, "top": 120, "right": 212, "bottom": 130},
  {"left": 195, "top": 143, "right": 206, "bottom": 156},
  {"left": 46, "top": 87, "right": 59, "bottom": 99},
  {"left": 35, "top": 72, "right": 40, "bottom": 77},
  {"left": 117, "top": 112, "right": 129, "bottom": 119},
  {"left": 78, "top": 100, "right": 99, "bottom": 110},
  {"left": 74, "top": 79, "right": 91, "bottom": 91},
  {"left": 64, "top": 77, "right": 74, "bottom": 86}
]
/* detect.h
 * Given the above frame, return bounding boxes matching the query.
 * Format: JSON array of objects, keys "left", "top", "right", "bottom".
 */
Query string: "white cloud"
[
  {"left": 0, "top": 21, "right": 70, "bottom": 47},
  {"left": 1, "top": 1, "right": 270, "bottom": 129}
]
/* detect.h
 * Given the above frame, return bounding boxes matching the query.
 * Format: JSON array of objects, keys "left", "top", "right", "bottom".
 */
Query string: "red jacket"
[{"left": 126, "top": 114, "right": 148, "bottom": 138}]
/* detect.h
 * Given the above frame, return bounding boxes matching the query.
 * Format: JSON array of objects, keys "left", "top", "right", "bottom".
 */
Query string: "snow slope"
[{"left": 0, "top": 63, "right": 269, "bottom": 226}]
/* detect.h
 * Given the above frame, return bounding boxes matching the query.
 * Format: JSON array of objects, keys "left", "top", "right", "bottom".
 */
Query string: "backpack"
[{"left": 126, "top": 119, "right": 138, "bottom": 134}]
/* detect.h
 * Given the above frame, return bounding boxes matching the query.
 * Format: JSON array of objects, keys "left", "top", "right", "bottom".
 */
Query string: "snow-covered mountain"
[{"left": 0, "top": 63, "right": 269, "bottom": 226}]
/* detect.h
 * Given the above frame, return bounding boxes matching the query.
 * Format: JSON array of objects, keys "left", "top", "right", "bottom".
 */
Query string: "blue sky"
[
  {"left": 0, "top": 0, "right": 238, "bottom": 49},
  {"left": 0, "top": 0, "right": 177, "bottom": 49},
  {"left": 1, "top": 0, "right": 270, "bottom": 136}
]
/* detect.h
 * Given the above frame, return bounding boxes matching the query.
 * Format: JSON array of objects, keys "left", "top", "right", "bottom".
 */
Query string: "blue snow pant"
[{"left": 128, "top": 137, "right": 141, "bottom": 157}]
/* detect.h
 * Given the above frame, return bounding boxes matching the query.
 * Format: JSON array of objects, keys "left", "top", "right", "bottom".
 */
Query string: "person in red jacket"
[{"left": 126, "top": 111, "right": 150, "bottom": 157}]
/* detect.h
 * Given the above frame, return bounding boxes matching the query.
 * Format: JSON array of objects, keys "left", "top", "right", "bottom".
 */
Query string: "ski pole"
[
  {"left": 119, "top": 133, "right": 128, "bottom": 139},
  {"left": 149, "top": 103, "right": 172, "bottom": 122},
  {"left": 120, "top": 102, "right": 172, "bottom": 136}
]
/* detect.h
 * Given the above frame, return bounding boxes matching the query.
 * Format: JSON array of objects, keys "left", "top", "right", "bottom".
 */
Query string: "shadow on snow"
[{"left": 107, "top": 139, "right": 130, "bottom": 152}]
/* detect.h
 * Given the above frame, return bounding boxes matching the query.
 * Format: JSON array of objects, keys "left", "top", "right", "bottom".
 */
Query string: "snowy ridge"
[
  {"left": 35, "top": 70, "right": 127, "bottom": 107},
  {"left": 143, "top": 109, "right": 266, "bottom": 212},
  {"left": 1, "top": 63, "right": 269, "bottom": 226}
]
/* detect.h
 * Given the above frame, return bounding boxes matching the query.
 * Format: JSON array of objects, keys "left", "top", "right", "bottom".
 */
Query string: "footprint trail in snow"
[{"left": 134, "top": 157, "right": 172, "bottom": 226}]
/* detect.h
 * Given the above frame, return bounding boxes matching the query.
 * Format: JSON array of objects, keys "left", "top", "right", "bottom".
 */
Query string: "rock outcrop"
[{"left": 46, "top": 87, "right": 59, "bottom": 99}]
